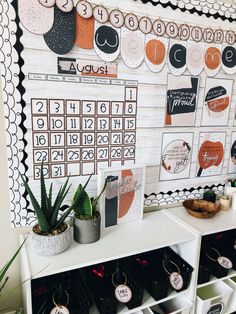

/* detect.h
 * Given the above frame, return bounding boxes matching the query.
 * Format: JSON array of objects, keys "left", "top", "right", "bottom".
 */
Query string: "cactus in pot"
[
  {"left": 20, "top": 164, "right": 91, "bottom": 256},
  {"left": 72, "top": 177, "right": 107, "bottom": 244}
]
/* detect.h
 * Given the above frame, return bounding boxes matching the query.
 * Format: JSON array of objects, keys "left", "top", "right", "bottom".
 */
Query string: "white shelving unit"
[
  {"left": 166, "top": 207, "right": 236, "bottom": 314},
  {"left": 20, "top": 210, "right": 199, "bottom": 314}
]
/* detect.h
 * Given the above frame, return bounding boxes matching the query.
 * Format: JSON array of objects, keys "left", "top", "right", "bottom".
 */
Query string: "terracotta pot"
[{"left": 29, "top": 223, "right": 72, "bottom": 256}]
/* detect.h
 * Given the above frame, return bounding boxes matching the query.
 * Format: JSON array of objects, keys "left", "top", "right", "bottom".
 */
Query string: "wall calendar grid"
[{"left": 31, "top": 80, "right": 138, "bottom": 179}]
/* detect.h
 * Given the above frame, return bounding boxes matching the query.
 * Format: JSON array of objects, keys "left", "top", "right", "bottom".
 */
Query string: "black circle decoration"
[
  {"left": 222, "top": 46, "right": 236, "bottom": 68},
  {"left": 95, "top": 25, "right": 119, "bottom": 54},
  {"left": 231, "top": 140, "right": 236, "bottom": 159},
  {"left": 169, "top": 44, "right": 186, "bottom": 68}
]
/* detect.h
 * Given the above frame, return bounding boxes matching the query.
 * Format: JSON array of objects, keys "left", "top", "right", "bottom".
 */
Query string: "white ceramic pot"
[
  {"left": 29, "top": 223, "right": 72, "bottom": 256},
  {"left": 219, "top": 197, "right": 231, "bottom": 211}
]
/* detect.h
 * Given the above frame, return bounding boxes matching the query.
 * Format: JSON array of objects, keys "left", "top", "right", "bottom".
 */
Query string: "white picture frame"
[{"left": 97, "top": 165, "right": 145, "bottom": 229}]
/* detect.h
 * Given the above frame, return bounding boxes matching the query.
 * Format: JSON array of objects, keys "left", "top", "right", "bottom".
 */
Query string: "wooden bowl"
[{"left": 183, "top": 199, "right": 220, "bottom": 219}]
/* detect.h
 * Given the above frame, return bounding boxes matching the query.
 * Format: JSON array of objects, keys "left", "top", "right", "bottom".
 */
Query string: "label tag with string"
[
  {"left": 205, "top": 248, "right": 232, "bottom": 270},
  {"left": 112, "top": 272, "right": 132, "bottom": 303},
  {"left": 218, "top": 256, "right": 232, "bottom": 269},
  {"left": 50, "top": 290, "right": 70, "bottom": 314},
  {"left": 163, "top": 260, "right": 183, "bottom": 291}
]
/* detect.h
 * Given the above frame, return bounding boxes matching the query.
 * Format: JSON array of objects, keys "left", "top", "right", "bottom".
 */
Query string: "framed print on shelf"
[{"left": 98, "top": 165, "right": 145, "bottom": 229}]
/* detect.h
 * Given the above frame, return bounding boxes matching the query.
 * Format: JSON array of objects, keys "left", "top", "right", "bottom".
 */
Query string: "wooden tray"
[{"left": 183, "top": 199, "right": 220, "bottom": 219}]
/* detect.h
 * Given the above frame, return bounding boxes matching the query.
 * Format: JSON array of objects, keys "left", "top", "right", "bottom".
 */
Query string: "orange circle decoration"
[
  {"left": 146, "top": 39, "right": 166, "bottom": 65},
  {"left": 205, "top": 47, "right": 221, "bottom": 70}
]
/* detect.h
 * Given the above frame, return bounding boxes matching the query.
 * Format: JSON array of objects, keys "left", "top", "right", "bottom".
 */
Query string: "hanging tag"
[
  {"left": 218, "top": 256, "right": 233, "bottom": 269},
  {"left": 169, "top": 272, "right": 183, "bottom": 290},
  {"left": 115, "top": 284, "right": 132, "bottom": 303},
  {"left": 50, "top": 305, "right": 70, "bottom": 314}
]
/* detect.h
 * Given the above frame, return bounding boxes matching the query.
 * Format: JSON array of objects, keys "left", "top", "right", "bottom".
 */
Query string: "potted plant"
[
  {"left": 72, "top": 178, "right": 107, "bottom": 244},
  {"left": 219, "top": 193, "right": 231, "bottom": 211},
  {"left": 21, "top": 165, "right": 90, "bottom": 256},
  {"left": 203, "top": 189, "right": 216, "bottom": 203}
]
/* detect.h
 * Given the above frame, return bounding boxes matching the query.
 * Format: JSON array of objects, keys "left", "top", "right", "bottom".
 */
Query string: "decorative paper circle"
[
  {"left": 218, "top": 256, "right": 233, "bottom": 269},
  {"left": 226, "top": 31, "right": 235, "bottom": 45},
  {"left": 205, "top": 46, "right": 221, "bottom": 73},
  {"left": 186, "top": 42, "right": 204, "bottom": 75},
  {"left": 222, "top": 46, "right": 236, "bottom": 72},
  {"left": 93, "top": 5, "right": 109, "bottom": 23},
  {"left": 50, "top": 306, "right": 70, "bottom": 314},
  {"left": 169, "top": 272, "right": 184, "bottom": 291},
  {"left": 145, "top": 37, "right": 168, "bottom": 72},
  {"left": 191, "top": 26, "right": 203, "bottom": 42},
  {"left": 110, "top": 9, "right": 124, "bottom": 28},
  {"left": 94, "top": 23, "right": 120, "bottom": 62},
  {"left": 198, "top": 141, "right": 224, "bottom": 170},
  {"left": 76, "top": 0, "right": 93, "bottom": 19},
  {"left": 231, "top": 140, "right": 236, "bottom": 164},
  {"left": 121, "top": 29, "right": 145, "bottom": 68},
  {"left": 125, "top": 13, "right": 139, "bottom": 31},
  {"left": 18, "top": 0, "right": 54, "bottom": 35},
  {"left": 115, "top": 285, "right": 132, "bottom": 303},
  {"left": 139, "top": 16, "right": 152, "bottom": 34},
  {"left": 168, "top": 42, "right": 186, "bottom": 75},
  {"left": 178, "top": 24, "right": 190, "bottom": 41},
  {"left": 203, "top": 28, "right": 214, "bottom": 43},
  {"left": 166, "top": 22, "right": 178, "bottom": 38},
  {"left": 161, "top": 139, "right": 191, "bottom": 174},
  {"left": 153, "top": 20, "right": 165, "bottom": 36},
  {"left": 38, "top": 0, "right": 55, "bottom": 7},
  {"left": 214, "top": 29, "right": 224, "bottom": 44},
  {"left": 56, "top": 0, "right": 73, "bottom": 13}
]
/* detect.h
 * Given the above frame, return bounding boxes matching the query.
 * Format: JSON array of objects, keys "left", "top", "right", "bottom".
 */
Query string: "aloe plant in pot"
[
  {"left": 21, "top": 164, "right": 90, "bottom": 256},
  {"left": 72, "top": 177, "right": 107, "bottom": 244}
]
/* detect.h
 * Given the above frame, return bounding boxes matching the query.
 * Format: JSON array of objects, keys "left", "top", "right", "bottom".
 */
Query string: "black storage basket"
[
  {"left": 85, "top": 262, "right": 118, "bottom": 314},
  {"left": 31, "top": 270, "right": 92, "bottom": 314},
  {"left": 197, "top": 259, "right": 213, "bottom": 285},
  {"left": 163, "top": 247, "right": 194, "bottom": 292},
  {"left": 124, "top": 248, "right": 169, "bottom": 301},
  {"left": 204, "top": 246, "right": 231, "bottom": 279}
]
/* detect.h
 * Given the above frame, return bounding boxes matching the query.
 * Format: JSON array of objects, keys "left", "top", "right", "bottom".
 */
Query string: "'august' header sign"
[{"left": 58, "top": 57, "right": 117, "bottom": 77}]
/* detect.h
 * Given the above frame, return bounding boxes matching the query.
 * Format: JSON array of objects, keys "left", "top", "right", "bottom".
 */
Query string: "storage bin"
[
  {"left": 225, "top": 277, "right": 236, "bottom": 311},
  {"left": 204, "top": 247, "right": 232, "bottom": 279},
  {"left": 125, "top": 248, "right": 169, "bottom": 301},
  {"left": 197, "top": 257, "right": 213, "bottom": 285},
  {"left": 31, "top": 270, "right": 92, "bottom": 314},
  {"left": 85, "top": 261, "right": 118, "bottom": 314},
  {"left": 196, "top": 281, "right": 233, "bottom": 314},
  {"left": 150, "top": 294, "right": 192, "bottom": 314}
]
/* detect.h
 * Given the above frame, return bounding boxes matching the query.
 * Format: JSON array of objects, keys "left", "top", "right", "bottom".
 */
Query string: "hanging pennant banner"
[
  {"left": 168, "top": 40, "right": 187, "bottom": 76},
  {"left": 121, "top": 28, "right": 145, "bottom": 69},
  {"left": 18, "top": 0, "right": 54, "bottom": 35},
  {"left": 44, "top": 7, "right": 76, "bottom": 55},
  {"left": 94, "top": 22, "right": 120, "bottom": 62},
  {"left": 204, "top": 44, "right": 222, "bottom": 77},
  {"left": 145, "top": 35, "right": 169, "bottom": 73},
  {"left": 75, "top": 14, "right": 95, "bottom": 49},
  {"left": 221, "top": 45, "right": 236, "bottom": 74},
  {"left": 186, "top": 41, "right": 205, "bottom": 76}
]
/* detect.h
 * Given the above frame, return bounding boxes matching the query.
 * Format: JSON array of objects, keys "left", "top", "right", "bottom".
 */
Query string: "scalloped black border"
[{"left": 140, "top": 0, "right": 235, "bottom": 22}]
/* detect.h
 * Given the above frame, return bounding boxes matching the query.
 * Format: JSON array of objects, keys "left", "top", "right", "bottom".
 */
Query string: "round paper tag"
[
  {"left": 76, "top": 0, "right": 93, "bottom": 19},
  {"left": 115, "top": 284, "right": 132, "bottom": 303},
  {"left": 50, "top": 305, "right": 70, "bottom": 314},
  {"left": 169, "top": 272, "right": 183, "bottom": 291},
  {"left": 218, "top": 256, "right": 233, "bottom": 269},
  {"left": 56, "top": 0, "right": 73, "bottom": 13},
  {"left": 38, "top": 0, "right": 55, "bottom": 7}
]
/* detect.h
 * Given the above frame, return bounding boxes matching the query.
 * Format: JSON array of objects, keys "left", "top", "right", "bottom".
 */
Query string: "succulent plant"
[
  {"left": 21, "top": 164, "right": 91, "bottom": 233},
  {"left": 72, "top": 178, "right": 107, "bottom": 220}
]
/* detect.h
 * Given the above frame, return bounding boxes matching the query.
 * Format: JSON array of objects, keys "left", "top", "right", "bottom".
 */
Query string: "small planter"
[
  {"left": 219, "top": 196, "right": 231, "bottom": 211},
  {"left": 74, "top": 213, "right": 101, "bottom": 244},
  {"left": 29, "top": 223, "right": 72, "bottom": 256},
  {"left": 203, "top": 190, "right": 216, "bottom": 203}
]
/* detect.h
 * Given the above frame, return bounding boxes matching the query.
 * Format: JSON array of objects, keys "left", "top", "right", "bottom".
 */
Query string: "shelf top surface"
[
  {"left": 22, "top": 211, "right": 195, "bottom": 279},
  {"left": 166, "top": 206, "right": 236, "bottom": 235}
]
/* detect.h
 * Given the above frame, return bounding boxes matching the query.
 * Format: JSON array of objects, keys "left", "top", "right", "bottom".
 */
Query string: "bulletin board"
[{"left": 1, "top": 0, "right": 236, "bottom": 226}]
